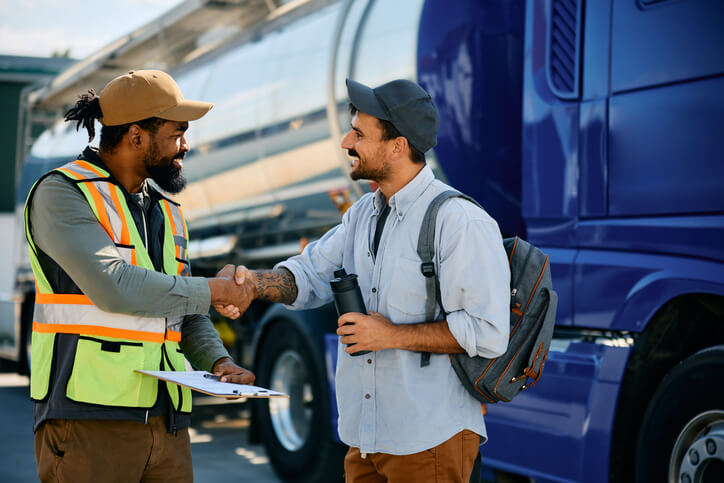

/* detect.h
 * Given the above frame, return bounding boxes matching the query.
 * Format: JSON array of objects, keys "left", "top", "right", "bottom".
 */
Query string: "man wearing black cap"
[
  {"left": 220, "top": 78, "right": 510, "bottom": 482},
  {"left": 26, "top": 70, "right": 256, "bottom": 482}
]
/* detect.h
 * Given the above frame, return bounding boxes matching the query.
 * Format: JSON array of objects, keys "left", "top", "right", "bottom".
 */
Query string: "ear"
[
  {"left": 127, "top": 124, "right": 145, "bottom": 150},
  {"left": 393, "top": 136, "right": 409, "bottom": 159}
]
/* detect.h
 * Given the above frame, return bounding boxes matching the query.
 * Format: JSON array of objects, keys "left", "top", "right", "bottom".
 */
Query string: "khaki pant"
[
  {"left": 35, "top": 416, "right": 192, "bottom": 483},
  {"left": 344, "top": 430, "right": 480, "bottom": 483}
]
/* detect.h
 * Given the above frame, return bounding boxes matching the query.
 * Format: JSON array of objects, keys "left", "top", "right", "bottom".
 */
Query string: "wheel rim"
[
  {"left": 268, "top": 349, "right": 313, "bottom": 451},
  {"left": 669, "top": 410, "right": 724, "bottom": 483}
]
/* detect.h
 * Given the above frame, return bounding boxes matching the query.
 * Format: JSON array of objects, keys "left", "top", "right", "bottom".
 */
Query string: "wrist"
[
  {"left": 383, "top": 318, "right": 402, "bottom": 350},
  {"left": 249, "top": 270, "right": 259, "bottom": 299},
  {"left": 207, "top": 277, "right": 231, "bottom": 305}
]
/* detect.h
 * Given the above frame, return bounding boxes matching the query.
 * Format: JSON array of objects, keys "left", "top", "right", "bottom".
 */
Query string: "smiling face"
[
  {"left": 340, "top": 111, "right": 394, "bottom": 183},
  {"left": 142, "top": 120, "right": 189, "bottom": 193}
]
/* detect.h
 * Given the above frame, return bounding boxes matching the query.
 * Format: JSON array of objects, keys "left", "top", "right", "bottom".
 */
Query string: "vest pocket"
[
  {"left": 30, "top": 331, "right": 55, "bottom": 400},
  {"left": 163, "top": 341, "right": 192, "bottom": 413},
  {"left": 66, "top": 335, "right": 160, "bottom": 407}
]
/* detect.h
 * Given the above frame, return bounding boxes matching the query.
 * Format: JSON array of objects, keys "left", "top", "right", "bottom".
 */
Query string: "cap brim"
[
  {"left": 346, "top": 79, "right": 389, "bottom": 120},
  {"left": 156, "top": 99, "right": 213, "bottom": 122}
]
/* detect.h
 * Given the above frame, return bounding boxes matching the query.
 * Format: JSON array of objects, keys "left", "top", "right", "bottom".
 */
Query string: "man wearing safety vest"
[{"left": 25, "top": 70, "right": 255, "bottom": 482}]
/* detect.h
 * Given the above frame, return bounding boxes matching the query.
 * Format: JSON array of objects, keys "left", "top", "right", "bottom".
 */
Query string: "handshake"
[{"left": 208, "top": 264, "right": 255, "bottom": 319}]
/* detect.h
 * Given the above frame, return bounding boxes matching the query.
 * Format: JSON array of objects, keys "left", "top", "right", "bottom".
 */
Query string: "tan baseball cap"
[{"left": 98, "top": 70, "right": 213, "bottom": 126}]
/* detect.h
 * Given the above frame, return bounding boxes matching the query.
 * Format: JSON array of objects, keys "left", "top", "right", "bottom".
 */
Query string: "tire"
[
  {"left": 255, "top": 320, "right": 345, "bottom": 483},
  {"left": 636, "top": 345, "right": 724, "bottom": 483}
]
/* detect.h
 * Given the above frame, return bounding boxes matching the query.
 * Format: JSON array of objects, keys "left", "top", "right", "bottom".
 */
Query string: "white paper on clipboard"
[{"left": 136, "top": 370, "right": 288, "bottom": 398}]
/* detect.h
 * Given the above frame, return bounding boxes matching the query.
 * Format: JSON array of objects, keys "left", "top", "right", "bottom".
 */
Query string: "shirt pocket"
[{"left": 385, "top": 254, "right": 429, "bottom": 322}]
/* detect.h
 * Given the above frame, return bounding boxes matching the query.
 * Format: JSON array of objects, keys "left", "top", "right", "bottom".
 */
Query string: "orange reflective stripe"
[
  {"left": 108, "top": 185, "right": 130, "bottom": 245},
  {"left": 83, "top": 182, "right": 114, "bottom": 239},
  {"left": 74, "top": 160, "right": 106, "bottom": 178},
  {"left": 35, "top": 292, "right": 93, "bottom": 305},
  {"left": 33, "top": 321, "right": 164, "bottom": 343},
  {"left": 177, "top": 262, "right": 185, "bottom": 276},
  {"left": 57, "top": 167, "right": 86, "bottom": 180},
  {"left": 131, "top": 248, "right": 137, "bottom": 265},
  {"left": 162, "top": 200, "right": 177, "bottom": 235},
  {"left": 166, "top": 330, "right": 182, "bottom": 343}
]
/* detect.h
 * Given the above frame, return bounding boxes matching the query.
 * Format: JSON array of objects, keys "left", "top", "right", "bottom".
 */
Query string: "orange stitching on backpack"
[
  {"left": 508, "top": 237, "right": 519, "bottom": 265},
  {"left": 493, "top": 288, "right": 549, "bottom": 401}
]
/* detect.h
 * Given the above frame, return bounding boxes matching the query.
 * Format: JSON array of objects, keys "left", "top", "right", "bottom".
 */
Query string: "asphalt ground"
[{"left": 0, "top": 370, "right": 280, "bottom": 483}]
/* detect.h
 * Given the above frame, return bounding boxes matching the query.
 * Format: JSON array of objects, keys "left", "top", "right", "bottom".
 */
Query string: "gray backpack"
[{"left": 417, "top": 190, "right": 558, "bottom": 403}]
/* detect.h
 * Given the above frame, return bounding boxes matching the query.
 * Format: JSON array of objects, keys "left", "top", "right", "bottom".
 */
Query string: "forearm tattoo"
[{"left": 256, "top": 268, "right": 298, "bottom": 305}]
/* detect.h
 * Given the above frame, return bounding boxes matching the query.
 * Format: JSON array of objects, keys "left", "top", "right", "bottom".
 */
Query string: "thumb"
[{"left": 234, "top": 266, "right": 247, "bottom": 285}]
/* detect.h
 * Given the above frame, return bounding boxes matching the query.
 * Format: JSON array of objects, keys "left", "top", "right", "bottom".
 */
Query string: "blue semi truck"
[{"left": 7, "top": 0, "right": 723, "bottom": 481}]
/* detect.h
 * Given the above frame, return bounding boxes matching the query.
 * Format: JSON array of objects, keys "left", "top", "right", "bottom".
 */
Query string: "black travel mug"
[{"left": 330, "top": 269, "right": 371, "bottom": 356}]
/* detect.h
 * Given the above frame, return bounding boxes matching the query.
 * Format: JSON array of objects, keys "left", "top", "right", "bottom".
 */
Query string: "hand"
[
  {"left": 213, "top": 264, "right": 240, "bottom": 318},
  {"left": 336, "top": 311, "right": 396, "bottom": 354},
  {"left": 212, "top": 265, "right": 255, "bottom": 319},
  {"left": 212, "top": 357, "right": 256, "bottom": 385},
  {"left": 216, "top": 263, "right": 236, "bottom": 279}
]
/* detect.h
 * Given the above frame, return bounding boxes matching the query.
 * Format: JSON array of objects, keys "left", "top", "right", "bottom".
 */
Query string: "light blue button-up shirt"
[{"left": 277, "top": 165, "right": 510, "bottom": 455}]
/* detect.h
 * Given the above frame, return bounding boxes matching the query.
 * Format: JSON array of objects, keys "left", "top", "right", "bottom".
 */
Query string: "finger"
[
  {"left": 234, "top": 266, "right": 247, "bottom": 285},
  {"left": 337, "top": 312, "right": 361, "bottom": 327},
  {"left": 336, "top": 326, "right": 354, "bottom": 336},
  {"left": 220, "top": 372, "right": 255, "bottom": 384}
]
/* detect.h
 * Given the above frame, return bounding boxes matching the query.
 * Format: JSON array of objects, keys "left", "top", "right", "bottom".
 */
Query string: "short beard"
[
  {"left": 144, "top": 141, "right": 186, "bottom": 194},
  {"left": 348, "top": 149, "right": 390, "bottom": 182}
]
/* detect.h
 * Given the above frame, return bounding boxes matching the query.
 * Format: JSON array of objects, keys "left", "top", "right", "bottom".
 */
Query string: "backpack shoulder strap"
[{"left": 417, "top": 189, "right": 481, "bottom": 367}]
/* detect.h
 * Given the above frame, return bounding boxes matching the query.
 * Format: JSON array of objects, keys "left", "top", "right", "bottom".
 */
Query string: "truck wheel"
[
  {"left": 256, "top": 321, "right": 344, "bottom": 482},
  {"left": 636, "top": 346, "right": 724, "bottom": 482}
]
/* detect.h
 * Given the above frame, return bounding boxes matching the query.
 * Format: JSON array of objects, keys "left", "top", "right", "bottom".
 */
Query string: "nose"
[
  {"left": 341, "top": 130, "right": 353, "bottom": 150},
  {"left": 180, "top": 135, "right": 190, "bottom": 153}
]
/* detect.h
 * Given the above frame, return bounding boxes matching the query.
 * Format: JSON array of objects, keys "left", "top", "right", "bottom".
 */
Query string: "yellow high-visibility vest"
[{"left": 25, "top": 160, "right": 192, "bottom": 412}]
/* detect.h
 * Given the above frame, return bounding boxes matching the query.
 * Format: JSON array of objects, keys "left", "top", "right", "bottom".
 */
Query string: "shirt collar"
[{"left": 380, "top": 164, "right": 434, "bottom": 220}]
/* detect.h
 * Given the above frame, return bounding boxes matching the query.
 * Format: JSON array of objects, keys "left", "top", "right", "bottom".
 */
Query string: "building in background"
[{"left": 0, "top": 54, "right": 74, "bottom": 368}]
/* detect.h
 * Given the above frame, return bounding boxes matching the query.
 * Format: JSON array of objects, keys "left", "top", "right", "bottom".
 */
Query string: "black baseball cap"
[{"left": 346, "top": 78, "right": 439, "bottom": 153}]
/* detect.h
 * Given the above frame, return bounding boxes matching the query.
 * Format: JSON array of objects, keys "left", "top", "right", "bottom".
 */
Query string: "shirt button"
[
  {"left": 367, "top": 359, "right": 372, "bottom": 364},
  {"left": 365, "top": 394, "right": 371, "bottom": 399},
  {"left": 371, "top": 288, "right": 376, "bottom": 293}
]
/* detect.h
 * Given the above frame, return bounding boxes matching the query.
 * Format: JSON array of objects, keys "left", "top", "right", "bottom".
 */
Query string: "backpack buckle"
[{"left": 420, "top": 262, "right": 435, "bottom": 277}]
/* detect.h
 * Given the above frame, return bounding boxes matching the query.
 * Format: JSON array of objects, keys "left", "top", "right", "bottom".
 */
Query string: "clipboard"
[{"left": 136, "top": 370, "right": 288, "bottom": 398}]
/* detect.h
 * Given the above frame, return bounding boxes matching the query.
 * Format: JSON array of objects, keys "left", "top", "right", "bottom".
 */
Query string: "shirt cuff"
[
  {"left": 446, "top": 311, "right": 478, "bottom": 357},
  {"left": 184, "top": 276, "right": 211, "bottom": 314},
  {"left": 447, "top": 310, "right": 507, "bottom": 359}
]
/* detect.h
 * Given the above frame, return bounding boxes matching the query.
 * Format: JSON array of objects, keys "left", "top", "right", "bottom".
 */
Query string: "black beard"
[
  {"left": 144, "top": 143, "right": 187, "bottom": 194},
  {"left": 147, "top": 162, "right": 186, "bottom": 194}
]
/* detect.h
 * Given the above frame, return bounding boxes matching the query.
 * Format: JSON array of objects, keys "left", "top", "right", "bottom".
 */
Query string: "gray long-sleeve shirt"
[{"left": 30, "top": 172, "right": 229, "bottom": 373}]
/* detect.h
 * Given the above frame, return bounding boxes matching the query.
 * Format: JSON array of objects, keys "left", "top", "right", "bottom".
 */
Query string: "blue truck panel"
[
  {"left": 609, "top": 77, "right": 724, "bottom": 217},
  {"left": 611, "top": 0, "right": 724, "bottom": 93},
  {"left": 417, "top": 0, "right": 526, "bottom": 238},
  {"left": 578, "top": 99, "right": 607, "bottom": 218},
  {"left": 482, "top": 343, "right": 631, "bottom": 482}
]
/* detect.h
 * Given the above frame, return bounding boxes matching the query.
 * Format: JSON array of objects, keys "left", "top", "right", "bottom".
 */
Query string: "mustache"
[{"left": 347, "top": 149, "right": 359, "bottom": 158}]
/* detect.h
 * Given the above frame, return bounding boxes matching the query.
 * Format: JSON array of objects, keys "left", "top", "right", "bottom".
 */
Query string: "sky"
[{"left": 0, "top": 0, "right": 184, "bottom": 59}]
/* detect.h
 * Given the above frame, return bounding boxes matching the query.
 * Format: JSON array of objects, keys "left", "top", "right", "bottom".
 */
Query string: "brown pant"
[
  {"left": 35, "top": 416, "right": 192, "bottom": 483},
  {"left": 344, "top": 430, "right": 480, "bottom": 483}
]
